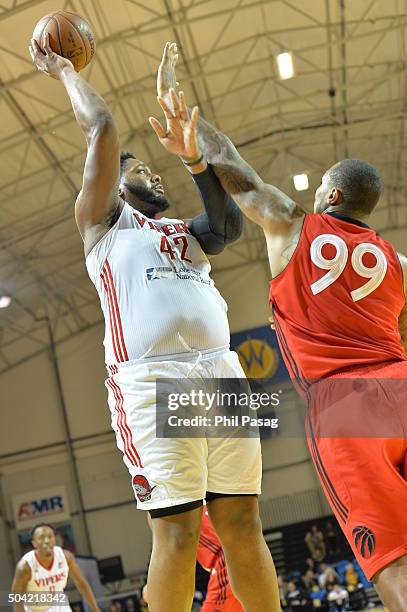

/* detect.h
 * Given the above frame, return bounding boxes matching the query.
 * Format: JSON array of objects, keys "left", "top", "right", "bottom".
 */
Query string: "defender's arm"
[
  {"left": 157, "top": 42, "right": 304, "bottom": 234},
  {"left": 195, "top": 115, "right": 304, "bottom": 232},
  {"left": 150, "top": 91, "right": 243, "bottom": 255}
]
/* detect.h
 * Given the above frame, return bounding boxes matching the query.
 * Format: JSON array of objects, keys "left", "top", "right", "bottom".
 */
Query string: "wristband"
[{"left": 181, "top": 153, "right": 204, "bottom": 167}]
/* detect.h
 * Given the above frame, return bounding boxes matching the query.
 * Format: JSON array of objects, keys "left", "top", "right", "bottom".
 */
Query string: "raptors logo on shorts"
[
  {"left": 352, "top": 525, "right": 376, "bottom": 559},
  {"left": 132, "top": 475, "right": 156, "bottom": 502}
]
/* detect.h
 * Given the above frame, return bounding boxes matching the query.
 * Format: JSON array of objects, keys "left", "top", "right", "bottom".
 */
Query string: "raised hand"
[
  {"left": 149, "top": 88, "right": 201, "bottom": 162},
  {"left": 157, "top": 42, "right": 179, "bottom": 102},
  {"left": 29, "top": 34, "right": 74, "bottom": 80}
]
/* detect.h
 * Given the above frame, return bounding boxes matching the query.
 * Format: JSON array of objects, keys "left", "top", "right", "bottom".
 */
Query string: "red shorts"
[{"left": 307, "top": 360, "right": 407, "bottom": 580}]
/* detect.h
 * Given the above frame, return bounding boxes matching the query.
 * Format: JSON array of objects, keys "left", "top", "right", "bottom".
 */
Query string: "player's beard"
[{"left": 124, "top": 181, "right": 170, "bottom": 217}]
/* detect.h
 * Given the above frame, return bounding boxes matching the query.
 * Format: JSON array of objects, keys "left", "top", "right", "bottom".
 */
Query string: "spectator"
[
  {"left": 305, "top": 525, "right": 326, "bottom": 562},
  {"left": 302, "top": 569, "right": 317, "bottom": 590},
  {"left": 318, "top": 565, "right": 339, "bottom": 590},
  {"left": 108, "top": 604, "right": 118, "bottom": 612},
  {"left": 309, "top": 584, "right": 328, "bottom": 610},
  {"left": 324, "top": 522, "right": 340, "bottom": 560},
  {"left": 286, "top": 580, "right": 309, "bottom": 611},
  {"left": 324, "top": 570, "right": 338, "bottom": 591},
  {"left": 344, "top": 563, "right": 369, "bottom": 609},
  {"left": 124, "top": 596, "right": 142, "bottom": 612},
  {"left": 278, "top": 574, "right": 288, "bottom": 608},
  {"left": 344, "top": 563, "right": 358, "bottom": 589},
  {"left": 327, "top": 584, "right": 348, "bottom": 612},
  {"left": 304, "top": 557, "right": 316, "bottom": 574}
]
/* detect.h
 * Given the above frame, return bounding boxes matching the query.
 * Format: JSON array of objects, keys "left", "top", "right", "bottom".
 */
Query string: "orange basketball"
[{"left": 32, "top": 10, "right": 95, "bottom": 72}]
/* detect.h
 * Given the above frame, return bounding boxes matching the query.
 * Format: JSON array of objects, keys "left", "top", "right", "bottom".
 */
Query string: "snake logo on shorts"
[
  {"left": 132, "top": 474, "right": 156, "bottom": 502},
  {"left": 352, "top": 525, "right": 376, "bottom": 559}
]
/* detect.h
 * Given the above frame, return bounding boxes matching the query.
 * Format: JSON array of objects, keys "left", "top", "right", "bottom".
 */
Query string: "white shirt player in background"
[
  {"left": 11, "top": 524, "right": 100, "bottom": 612},
  {"left": 29, "top": 37, "right": 279, "bottom": 612}
]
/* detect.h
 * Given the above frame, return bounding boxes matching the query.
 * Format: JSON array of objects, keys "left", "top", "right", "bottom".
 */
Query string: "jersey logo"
[
  {"left": 352, "top": 525, "right": 376, "bottom": 559},
  {"left": 146, "top": 267, "right": 173, "bottom": 280},
  {"left": 132, "top": 475, "right": 156, "bottom": 503}
]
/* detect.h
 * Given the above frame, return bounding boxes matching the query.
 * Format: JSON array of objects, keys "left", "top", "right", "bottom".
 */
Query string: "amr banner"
[{"left": 12, "top": 486, "right": 71, "bottom": 531}]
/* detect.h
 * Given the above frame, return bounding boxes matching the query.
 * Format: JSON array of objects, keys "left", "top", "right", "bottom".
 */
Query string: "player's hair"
[
  {"left": 326, "top": 159, "right": 382, "bottom": 215},
  {"left": 30, "top": 523, "right": 57, "bottom": 539},
  {"left": 120, "top": 151, "right": 137, "bottom": 179}
]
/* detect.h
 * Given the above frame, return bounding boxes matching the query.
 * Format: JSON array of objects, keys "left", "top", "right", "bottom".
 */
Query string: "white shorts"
[{"left": 105, "top": 348, "right": 262, "bottom": 511}]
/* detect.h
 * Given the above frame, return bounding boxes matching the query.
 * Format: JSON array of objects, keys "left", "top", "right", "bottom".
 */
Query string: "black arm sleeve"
[{"left": 189, "top": 164, "right": 243, "bottom": 255}]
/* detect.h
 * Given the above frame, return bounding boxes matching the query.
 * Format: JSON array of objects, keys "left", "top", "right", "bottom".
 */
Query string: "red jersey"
[
  {"left": 198, "top": 509, "right": 243, "bottom": 611},
  {"left": 269, "top": 212, "right": 406, "bottom": 390}
]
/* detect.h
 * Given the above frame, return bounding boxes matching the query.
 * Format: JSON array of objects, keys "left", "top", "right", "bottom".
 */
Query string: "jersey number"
[
  {"left": 160, "top": 235, "right": 192, "bottom": 263},
  {"left": 310, "top": 234, "right": 387, "bottom": 302}
]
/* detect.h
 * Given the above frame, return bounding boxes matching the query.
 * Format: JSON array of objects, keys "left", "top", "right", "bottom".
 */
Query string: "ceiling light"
[
  {"left": 277, "top": 52, "right": 295, "bottom": 80},
  {"left": 293, "top": 174, "right": 309, "bottom": 191},
  {"left": 0, "top": 295, "right": 12, "bottom": 309}
]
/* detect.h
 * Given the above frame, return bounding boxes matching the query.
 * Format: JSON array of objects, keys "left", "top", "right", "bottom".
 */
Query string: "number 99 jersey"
[{"left": 269, "top": 211, "right": 407, "bottom": 389}]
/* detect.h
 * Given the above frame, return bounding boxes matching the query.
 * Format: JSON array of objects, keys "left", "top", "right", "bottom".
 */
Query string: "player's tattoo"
[
  {"left": 195, "top": 119, "right": 258, "bottom": 194},
  {"left": 196, "top": 120, "right": 251, "bottom": 188},
  {"left": 195, "top": 117, "right": 305, "bottom": 226}
]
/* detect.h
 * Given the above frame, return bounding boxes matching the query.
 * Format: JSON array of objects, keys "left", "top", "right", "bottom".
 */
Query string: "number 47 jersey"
[{"left": 269, "top": 212, "right": 407, "bottom": 386}]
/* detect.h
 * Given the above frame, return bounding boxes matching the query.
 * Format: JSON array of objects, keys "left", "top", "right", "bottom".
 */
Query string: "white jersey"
[
  {"left": 86, "top": 203, "right": 230, "bottom": 367},
  {"left": 22, "top": 546, "right": 71, "bottom": 612}
]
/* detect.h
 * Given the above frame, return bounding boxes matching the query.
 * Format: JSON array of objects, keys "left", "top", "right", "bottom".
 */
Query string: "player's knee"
[
  {"left": 214, "top": 507, "right": 262, "bottom": 549},
  {"left": 153, "top": 523, "right": 200, "bottom": 558}
]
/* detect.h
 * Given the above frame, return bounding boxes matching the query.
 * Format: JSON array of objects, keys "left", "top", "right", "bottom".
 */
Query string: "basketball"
[{"left": 32, "top": 10, "right": 95, "bottom": 72}]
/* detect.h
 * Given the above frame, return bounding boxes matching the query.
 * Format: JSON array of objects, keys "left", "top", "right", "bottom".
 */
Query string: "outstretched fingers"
[
  {"left": 169, "top": 87, "right": 180, "bottom": 115},
  {"left": 162, "top": 41, "right": 170, "bottom": 62},
  {"left": 157, "top": 95, "right": 176, "bottom": 119},
  {"left": 178, "top": 91, "right": 189, "bottom": 121},
  {"left": 149, "top": 116, "right": 167, "bottom": 139},
  {"left": 190, "top": 106, "right": 200, "bottom": 128}
]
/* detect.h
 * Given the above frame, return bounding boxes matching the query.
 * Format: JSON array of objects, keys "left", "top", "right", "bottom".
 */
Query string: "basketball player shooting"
[
  {"left": 11, "top": 524, "right": 100, "bottom": 612},
  {"left": 29, "top": 36, "right": 279, "bottom": 612},
  {"left": 152, "top": 42, "right": 407, "bottom": 611}
]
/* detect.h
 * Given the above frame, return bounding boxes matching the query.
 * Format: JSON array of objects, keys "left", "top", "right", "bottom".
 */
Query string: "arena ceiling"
[{"left": 0, "top": 0, "right": 406, "bottom": 372}]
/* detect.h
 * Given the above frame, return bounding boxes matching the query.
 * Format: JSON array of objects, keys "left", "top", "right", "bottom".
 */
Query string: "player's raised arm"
[
  {"left": 11, "top": 560, "right": 31, "bottom": 612},
  {"left": 64, "top": 550, "right": 101, "bottom": 612},
  {"left": 150, "top": 88, "right": 243, "bottom": 255},
  {"left": 29, "top": 35, "right": 120, "bottom": 249},
  {"left": 157, "top": 43, "right": 304, "bottom": 235}
]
